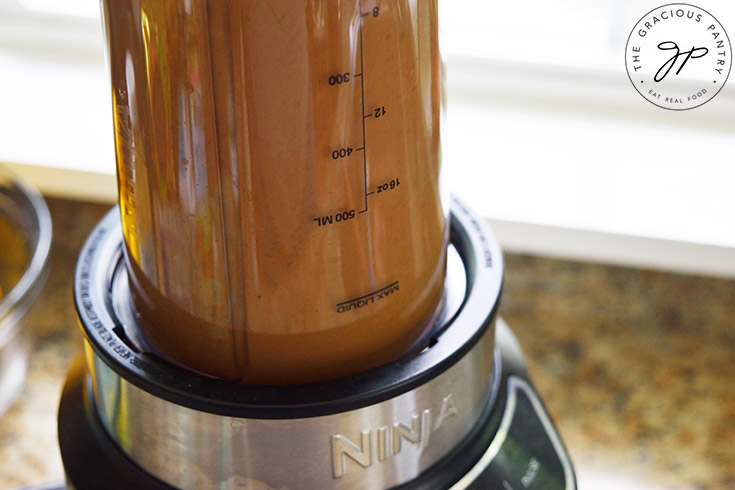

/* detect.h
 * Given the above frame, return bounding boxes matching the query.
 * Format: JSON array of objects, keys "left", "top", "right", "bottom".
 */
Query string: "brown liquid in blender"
[
  {"left": 0, "top": 214, "right": 29, "bottom": 301},
  {"left": 102, "top": 0, "right": 446, "bottom": 383}
]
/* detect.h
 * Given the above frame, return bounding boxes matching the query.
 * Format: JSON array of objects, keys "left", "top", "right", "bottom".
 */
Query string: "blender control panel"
[{"left": 455, "top": 377, "right": 576, "bottom": 490}]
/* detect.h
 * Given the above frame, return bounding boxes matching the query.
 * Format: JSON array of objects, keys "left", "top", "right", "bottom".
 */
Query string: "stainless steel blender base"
[{"left": 59, "top": 197, "right": 576, "bottom": 490}]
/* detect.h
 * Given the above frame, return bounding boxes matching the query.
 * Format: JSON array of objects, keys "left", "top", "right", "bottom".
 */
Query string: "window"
[{"left": 1, "top": 0, "right": 733, "bottom": 275}]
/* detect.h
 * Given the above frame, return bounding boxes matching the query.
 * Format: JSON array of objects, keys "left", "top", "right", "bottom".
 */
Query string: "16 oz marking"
[{"left": 376, "top": 178, "right": 400, "bottom": 193}]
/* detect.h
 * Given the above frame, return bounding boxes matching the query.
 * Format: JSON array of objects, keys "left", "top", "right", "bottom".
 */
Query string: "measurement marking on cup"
[
  {"left": 336, "top": 281, "right": 400, "bottom": 313},
  {"left": 313, "top": 209, "right": 357, "bottom": 227},
  {"left": 319, "top": 2, "right": 387, "bottom": 223},
  {"left": 358, "top": 0, "right": 369, "bottom": 213}
]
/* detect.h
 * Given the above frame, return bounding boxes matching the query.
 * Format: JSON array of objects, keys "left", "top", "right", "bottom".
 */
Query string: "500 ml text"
[{"left": 314, "top": 210, "right": 356, "bottom": 227}]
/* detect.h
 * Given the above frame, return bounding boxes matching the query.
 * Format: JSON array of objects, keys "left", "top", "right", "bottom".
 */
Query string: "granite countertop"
[{"left": 0, "top": 197, "right": 733, "bottom": 489}]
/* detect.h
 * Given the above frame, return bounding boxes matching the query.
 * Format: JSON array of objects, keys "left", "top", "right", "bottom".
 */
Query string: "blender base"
[
  {"left": 59, "top": 319, "right": 575, "bottom": 490},
  {"left": 58, "top": 198, "right": 576, "bottom": 489}
]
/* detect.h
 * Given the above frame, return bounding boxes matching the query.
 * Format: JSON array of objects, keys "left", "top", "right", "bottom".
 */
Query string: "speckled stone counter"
[
  {"left": 0, "top": 198, "right": 108, "bottom": 489},
  {"left": 0, "top": 198, "right": 733, "bottom": 489},
  {"left": 502, "top": 255, "right": 735, "bottom": 490}
]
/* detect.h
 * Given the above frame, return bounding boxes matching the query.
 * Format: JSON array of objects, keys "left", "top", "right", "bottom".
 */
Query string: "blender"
[{"left": 57, "top": 1, "right": 577, "bottom": 488}]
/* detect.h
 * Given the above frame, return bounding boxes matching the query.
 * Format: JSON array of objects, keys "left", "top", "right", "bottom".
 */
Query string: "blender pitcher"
[{"left": 101, "top": 0, "right": 447, "bottom": 383}]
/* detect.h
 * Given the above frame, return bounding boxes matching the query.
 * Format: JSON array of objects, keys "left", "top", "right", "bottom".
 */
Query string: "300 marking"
[{"left": 328, "top": 72, "right": 351, "bottom": 86}]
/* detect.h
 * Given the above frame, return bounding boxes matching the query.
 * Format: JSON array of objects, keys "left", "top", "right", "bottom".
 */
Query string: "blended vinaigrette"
[
  {"left": 102, "top": 0, "right": 447, "bottom": 383},
  {"left": 0, "top": 214, "right": 29, "bottom": 302}
]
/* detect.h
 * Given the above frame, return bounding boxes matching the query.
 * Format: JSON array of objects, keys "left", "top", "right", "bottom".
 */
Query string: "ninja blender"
[{"left": 58, "top": 2, "right": 576, "bottom": 488}]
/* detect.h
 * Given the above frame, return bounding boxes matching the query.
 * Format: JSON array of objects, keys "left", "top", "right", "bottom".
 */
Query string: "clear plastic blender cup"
[{"left": 102, "top": 0, "right": 447, "bottom": 383}]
